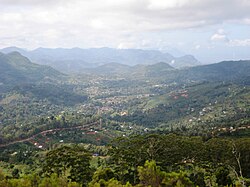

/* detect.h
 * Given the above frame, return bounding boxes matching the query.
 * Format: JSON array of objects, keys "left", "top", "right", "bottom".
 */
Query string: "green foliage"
[
  {"left": 108, "top": 134, "right": 250, "bottom": 186},
  {"left": 0, "top": 170, "right": 8, "bottom": 187},
  {"left": 112, "top": 82, "right": 250, "bottom": 131},
  {"left": 215, "top": 166, "right": 232, "bottom": 186},
  {"left": 137, "top": 160, "right": 166, "bottom": 187},
  {"left": 163, "top": 171, "right": 193, "bottom": 187},
  {"left": 89, "top": 160, "right": 193, "bottom": 187},
  {"left": 89, "top": 178, "right": 132, "bottom": 187},
  {"left": 89, "top": 167, "right": 115, "bottom": 185},
  {"left": 14, "top": 83, "right": 88, "bottom": 106},
  {"left": 0, "top": 52, "right": 63, "bottom": 88},
  {"left": 1, "top": 52, "right": 250, "bottom": 187},
  {"left": 42, "top": 145, "right": 92, "bottom": 185},
  {"left": 38, "top": 174, "right": 69, "bottom": 187},
  {"left": 11, "top": 168, "right": 20, "bottom": 179},
  {"left": 1, "top": 135, "right": 250, "bottom": 186},
  {"left": 109, "top": 134, "right": 206, "bottom": 180}
]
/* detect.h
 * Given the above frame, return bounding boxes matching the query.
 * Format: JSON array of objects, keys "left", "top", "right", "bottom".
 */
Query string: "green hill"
[
  {"left": 0, "top": 52, "right": 87, "bottom": 106},
  {"left": 182, "top": 60, "right": 250, "bottom": 83},
  {"left": 111, "top": 81, "right": 250, "bottom": 131},
  {"left": 83, "top": 62, "right": 175, "bottom": 77},
  {"left": 0, "top": 52, "right": 63, "bottom": 87},
  {"left": 139, "top": 60, "right": 250, "bottom": 84}
]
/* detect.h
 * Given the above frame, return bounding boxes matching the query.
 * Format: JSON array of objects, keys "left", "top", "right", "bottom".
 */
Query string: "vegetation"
[
  {"left": 1, "top": 134, "right": 250, "bottom": 186},
  {"left": 0, "top": 52, "right": 250, "bottom": 186}
]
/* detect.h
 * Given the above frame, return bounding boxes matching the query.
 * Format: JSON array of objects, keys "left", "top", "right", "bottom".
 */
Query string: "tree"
[
  {"left": 137, "top": 160, "right": 193, "bottom": 187},
  {"left": 108, "top": 136, "right": 148, "bottom": 184},
  {"left": 137, "top": 160, "right": 165, "bottom": 187},
  {"left": 42, "top": 145, "right": 92, "bottom": 186},
  {"left": 0, "top": 170, "right": 8, "bottom": 187},
  {"left": 38, "top": 173, "right": 71, "bottom": 187},
  {"left": 89, "top": 167, "right": 115, "bottom": 185}
]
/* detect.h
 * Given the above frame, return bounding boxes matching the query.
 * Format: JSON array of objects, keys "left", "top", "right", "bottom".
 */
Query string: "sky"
[{"left": 0, "top": 0, "right": 250, "bottom": 63}]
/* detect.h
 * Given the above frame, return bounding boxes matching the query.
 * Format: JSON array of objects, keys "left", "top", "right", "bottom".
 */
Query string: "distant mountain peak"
[
  {"left": 148, "top": 62, "right": 174, "bottom": 69},
  {"left": 1, "top": 46, "right": 27, "bottom": 54},
  {"left": 7, "top": 51, "right": 22, "bottom": 56},
  {"left": 1, "top": 47, "right": 200, "bottom": 73}
]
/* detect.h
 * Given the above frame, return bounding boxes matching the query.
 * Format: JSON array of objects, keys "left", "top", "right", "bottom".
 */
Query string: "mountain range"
[
  {"left": 0, "top": 47, "right": 201, "bottom": 73},
  {"left": 1, "top": 51, "right": 249, "bottom": 86}
]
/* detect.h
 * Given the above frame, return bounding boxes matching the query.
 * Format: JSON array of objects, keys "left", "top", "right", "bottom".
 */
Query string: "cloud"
[
  {"left": 209, "top": 28, "right": 250, "bottom": 47},
  {"left": 211, "top": 34, "right": 228, "bottom": 42},
  {"left": 2, "top": 0, "right": 250, "bottom": 29},
  {"left": 195, "top": 45, "right": 201, "bottom": 49},
  {"left": 0, "top": 0, "right": 70, "bottom": 7},
  {"left": 240, "top": 18, "right": 250, "bottom": 25},
  {"left": 0, "top": 0, "right": 250, "bottom": 49},
  {"left": 147, "top": 0, "right": 190, "bottom": 10},
  {"left": 217, "top": 29, "right": 226, "bottom": 35},
  {"left": 229, "top": 39, "right": 250, "bottom": 46},
  {"left": 210, "top": 29, "right": 250, "bottom": 47},
  {"left": 210, "top": 29, "right": 229, "bottom": 42}
]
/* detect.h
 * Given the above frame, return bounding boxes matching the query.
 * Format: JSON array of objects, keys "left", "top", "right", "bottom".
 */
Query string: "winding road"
[{"left": 0, "top": 121, "right": 99, "bottom": 148}]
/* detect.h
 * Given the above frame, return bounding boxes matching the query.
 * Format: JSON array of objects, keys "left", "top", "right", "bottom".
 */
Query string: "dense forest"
[{"left": 1, "top": 134, "right": 250, "bottom": 186}]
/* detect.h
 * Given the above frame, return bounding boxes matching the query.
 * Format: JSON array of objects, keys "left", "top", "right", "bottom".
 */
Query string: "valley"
[
  {"left": 1, "top": 0, "right": 250, "bottom": 185},
  {"left": 0, "top": 50, "right": 249, "bottom": 186}
]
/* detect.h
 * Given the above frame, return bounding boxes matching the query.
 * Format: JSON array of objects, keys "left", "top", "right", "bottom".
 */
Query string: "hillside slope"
[{"left": 0, "top": 52, "right": 63, "bottom": 86}]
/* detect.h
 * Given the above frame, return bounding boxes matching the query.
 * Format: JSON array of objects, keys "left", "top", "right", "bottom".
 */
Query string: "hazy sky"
[{"left": 1, "top": 0, "right": 250, "bottom": 63}]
